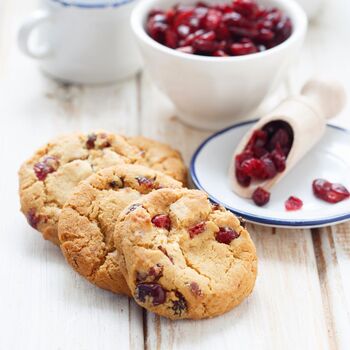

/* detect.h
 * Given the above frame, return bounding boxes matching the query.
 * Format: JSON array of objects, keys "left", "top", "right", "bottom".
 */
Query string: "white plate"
[{"left": 190, "top": 120, "right": 350, "bottom": 228}]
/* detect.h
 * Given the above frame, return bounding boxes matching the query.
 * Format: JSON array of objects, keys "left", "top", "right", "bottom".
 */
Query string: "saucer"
[{"left": 190, "top": 120, "right": 350, "bottom": 228}]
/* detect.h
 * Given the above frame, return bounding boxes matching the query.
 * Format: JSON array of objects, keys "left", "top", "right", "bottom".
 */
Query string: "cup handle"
[{"left": 18, "top": 10, "right": 53, "bottom": 59}]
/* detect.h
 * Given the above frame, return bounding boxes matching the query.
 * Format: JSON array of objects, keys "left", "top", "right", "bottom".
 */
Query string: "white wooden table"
[{"left": 1, "top": 1, "right": 349, "bottom": 349}]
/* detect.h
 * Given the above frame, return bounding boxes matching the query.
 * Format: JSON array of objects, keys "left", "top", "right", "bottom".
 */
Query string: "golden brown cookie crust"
[
  {"left": 19, "top": 131, "right": 187, "bottom": 245},
  {"left": 114, "top": 188, "right": 257, "bottom": 320},
  {"left": 58, "top": 165, "right": 182, "bottom": 295},
  {"left": 127, "top": 136, "right": 188, "bottom": 185}
]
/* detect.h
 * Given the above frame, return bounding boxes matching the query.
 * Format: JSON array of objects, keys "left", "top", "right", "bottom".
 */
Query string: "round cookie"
[
  {"left": 58, "top": 165, "right": 182, "bottom": 295},
  {"left": 19, "top": 131, "right": 187, "bottom": 245},
  {"left": 114, "top": 188, "right": 257, "bottom": 320}
]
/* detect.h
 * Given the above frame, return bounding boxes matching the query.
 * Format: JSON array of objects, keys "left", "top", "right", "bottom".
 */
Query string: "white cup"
[{"left": 18, "top": 0, "right": 142, "bottom": 84}]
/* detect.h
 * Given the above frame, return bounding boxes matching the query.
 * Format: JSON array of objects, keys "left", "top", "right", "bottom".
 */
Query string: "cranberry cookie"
[
  {"left": 114, "top": 188, "right": 257, "bottom": 319},
  {"left": 19, "top": 131, "right": 187, "bottom": 245},
  {"left": 58, "top": 165, "right": 182, "bottom": 295}
]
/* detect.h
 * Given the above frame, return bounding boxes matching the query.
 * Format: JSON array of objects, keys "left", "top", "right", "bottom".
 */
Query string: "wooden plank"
[
  {"left": 312, "top": 224, "right": 350, "bottom": 350},
  {"left": 0, "top": 1, "right": 144, "bottom": 349}
]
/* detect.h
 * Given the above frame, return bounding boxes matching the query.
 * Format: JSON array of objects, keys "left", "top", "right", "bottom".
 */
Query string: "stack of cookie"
[{"left": 19, "top": 131, "right": 257, "bottom": 320}]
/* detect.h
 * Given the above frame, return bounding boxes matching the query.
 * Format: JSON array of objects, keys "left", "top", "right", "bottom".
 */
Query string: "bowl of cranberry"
[{"left": 131, "top": 0, "right": 307, "bottom": 130}]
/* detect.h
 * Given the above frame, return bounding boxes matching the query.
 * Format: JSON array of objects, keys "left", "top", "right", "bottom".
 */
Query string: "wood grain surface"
[{"left": 0, "top": 1, "right": 349, "bottom": 349}]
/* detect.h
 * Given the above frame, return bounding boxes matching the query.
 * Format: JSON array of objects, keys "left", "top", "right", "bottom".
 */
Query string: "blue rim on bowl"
[
  {"left": 51, "top": 0, "right": 135, "bottom": 8},
  {"left": 190, "top": 120, "right": 350, "bottom": 227}
]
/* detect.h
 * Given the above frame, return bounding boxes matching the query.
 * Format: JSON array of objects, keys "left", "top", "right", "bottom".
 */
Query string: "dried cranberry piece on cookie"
[
  {"left": 33, "top": 156, "right": 59, "bottom": 181},
  {"left": 152, "top": 214, "right": 171, "bottom": 230},
  {"left": 188, "top": 222, "right": 206, "bottom": 238},
  {"left": 215, "top": 227, "right": 240, "bottom": 244},
  {"left": 135, "top": 283, "right": 167, "bottom": 306}
]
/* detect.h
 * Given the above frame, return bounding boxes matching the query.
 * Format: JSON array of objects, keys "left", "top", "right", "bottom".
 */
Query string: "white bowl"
[{"left": 131, "top": 0, "right": 307, "bottom": 130}]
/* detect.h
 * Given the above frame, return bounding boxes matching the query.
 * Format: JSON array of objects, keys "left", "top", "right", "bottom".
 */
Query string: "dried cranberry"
[
  {"left": 236, "top": 169, "right": 251, "bottom": 187},
  {"left": 136, "top": 176, "right": 155, "bottom": 190},
  {"left": 240, "top": 158, "right": 261, "bottom": 177},
  {"left": 109, "top": 178, "right": 124, "bottom": 189},
  {"left": 235, "top": 121, "right": 293, "bottom": 186},
  {"left": 241, "top": 158, "right": 274, "bottom": 180},
  {"left": 148, "top": 264, "right": 164, "bottom": 281},
  {"left": 33, "top": 156, "right": 59, "bottom": 181},
  {"left": 313, "top": 179, "right": 350, "bottom": 204},
  {"left": 86, "top": 133, "right": 97, "bottom": 149},
  {"left": 258, "top": 28, "right": 275, "bottom": 42},
  {"left": 270, "top": 145, "right": 287, "bottom": 172},
  {"left": 165, "top": 29, "right": 178, "bottom": 48},
  {"left": 233, "top": 0, "right": 259, "bottom": 18},
  {"left": 188, "top": 222, "right": 206, "bottom": 238},
  {"left": 189, "top": 281, "right": 203, "bottom": 297},
  {"left": 230, "top": 42, "right": 257, "bottom": 55},
  {"left": 152, "top": 214, "right": 171, "bottom": 230},
  {"left": 192, "top": 31, "right": 217, "bottom": 53},
  {"left": 205, "top": 9, "right": 222, "bottom": 30},
  {"left": 274, "top": 17, "right": 292, "bottom": 45},
  {"left": 215, "top": 227, "right": 240, "bottom": 244},
  {"left": 245, "top": 130, "right": 268, "bottom": 150},
  {"left": 266, "top": 8, "right": 283, "bottom": 25},
  {"left": 236, "top": 150, "right": 254, "bottom": 165},
  {"left": 171, "top": 292, "right": 187, "bottom": 316},
  {"left": 135, "top": 283, "right": 166, "bottom": 306},
  {"left": 146, "top": 0, "right": 292, "bottom": 57},
  {"left": 252, "top": 146, "right": 268, "bottom": 158},
  {"left": 27, "top": 208, "right": 40, "bottom": 229},
  {"left": 285, "top": 196, "right": 303, "bottom": 211},
  {"left": 252, "top": 187, "right": 270, "bottom": 206},
  {"left": 261, "top": 155, "right": 277, "bottom": 179},
  {"left": 222, "top": 11, "right": 245, "bottom": 27},
  {"left": 267, "top": 128, "right": 291, "bottom": 151}
]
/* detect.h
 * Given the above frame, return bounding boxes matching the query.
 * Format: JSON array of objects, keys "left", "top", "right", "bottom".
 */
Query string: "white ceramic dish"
[
  {"left": 190, "top": 120, "right": 350, "bottom": 228},
  {"left": 131, "top": 0, "right": 307, "bottom": 130}
]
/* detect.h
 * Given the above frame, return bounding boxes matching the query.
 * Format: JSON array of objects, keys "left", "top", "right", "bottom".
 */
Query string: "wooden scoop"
[{"left": 229, "top": 78, "right": 347, "bottom": 198}]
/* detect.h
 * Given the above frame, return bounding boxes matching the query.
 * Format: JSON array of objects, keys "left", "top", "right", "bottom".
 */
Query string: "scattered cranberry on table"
[
  {"left": 147, "top": 0, "right": 292, "bottom": 57},
  {"left": 312, "top": 179, "right": 350, "bottom": 204},
  {"left": 285, "top": 196, "right": 303, "bottom": 211}
]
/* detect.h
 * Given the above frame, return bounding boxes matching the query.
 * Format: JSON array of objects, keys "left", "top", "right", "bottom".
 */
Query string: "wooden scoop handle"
[{"left": 300, "top": 78, "right": 347, "bottom": 120}]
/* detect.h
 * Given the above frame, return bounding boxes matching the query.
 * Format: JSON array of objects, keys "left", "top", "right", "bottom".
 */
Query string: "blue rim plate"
[
  {"left": 190, "top": 120, "right": 350, "bottom": 228},
  {"left": 51, "top": 0, "right": 135, "bottom": 9}
]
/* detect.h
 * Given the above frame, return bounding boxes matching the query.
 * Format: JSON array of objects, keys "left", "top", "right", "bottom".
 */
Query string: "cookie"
[
  {"left": 19, "top": 131, "right": 187, "bottom": 245},
  {"left": 114, "top": 188, "right": 257, "bottom": 320},
  {"left": 127, "top": 136, "right": 187, "bottom": 186},
  {"left": 58, "top": 165, "right": 182, "bottom": 295}
]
